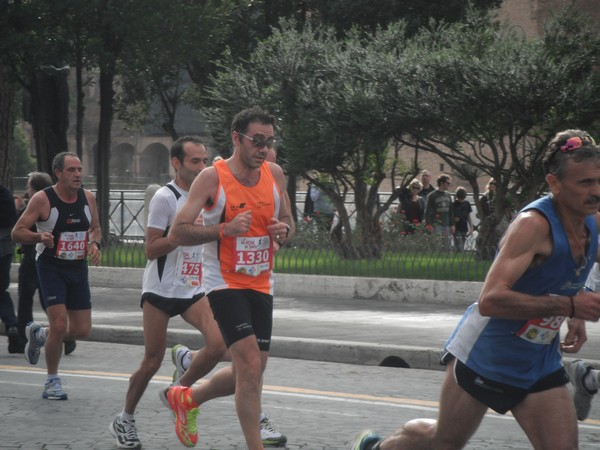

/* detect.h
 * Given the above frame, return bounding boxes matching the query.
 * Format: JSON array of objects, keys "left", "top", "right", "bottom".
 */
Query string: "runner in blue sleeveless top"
[{"left": 351, "top": 129, "right": 600, "bottom": 450}]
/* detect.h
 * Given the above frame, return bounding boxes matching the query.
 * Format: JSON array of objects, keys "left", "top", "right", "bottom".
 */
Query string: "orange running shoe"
[{"left": 167, "top": 386, "right": 199, "bottom": 447}]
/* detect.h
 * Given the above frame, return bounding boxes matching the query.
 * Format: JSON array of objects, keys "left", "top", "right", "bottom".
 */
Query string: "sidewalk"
[{"left": 8, "top": 266, "right": 600, "bottom": 370}]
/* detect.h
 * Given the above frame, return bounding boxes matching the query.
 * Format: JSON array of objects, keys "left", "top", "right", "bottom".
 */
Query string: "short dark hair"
[
  {"left": 455, "top": 186, "right": 467, "bottom": 200},
  {"left": 543, "top": 129, "right": 600, "bottom": 179},
  {"left": 28, "top": 172, "right": 53, "bottom": 192},
  {"left": 231, "top": 106, "right": 277, "bottom": 135},
  {"left": 437, "top": 174, "right": 451, "bottom": 187},
  {"left": 171, "top": 136, "right": 204, "bottom": 163},
  {"left": 52, "top": 152, "right": 79, "bottom": 172}
]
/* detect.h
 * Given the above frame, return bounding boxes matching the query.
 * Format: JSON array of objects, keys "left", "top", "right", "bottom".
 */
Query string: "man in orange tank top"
[{"left": 165, "top": 107, "right": 295, "bottom": 450}]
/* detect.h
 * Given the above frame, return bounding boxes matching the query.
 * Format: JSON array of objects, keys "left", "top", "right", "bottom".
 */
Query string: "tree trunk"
[
  {"left": 0, "top": 66, "right": 16, "bottom": 188},
  {"left": 330, "top": 198, "right": 359, "bottom": 259},
  {"left": 355, "top": 182, "right": 384, "bottom": 259},
  {"left": 28, "top": 68, "right": 70, "bottom": 173},
  {"left": 287, "top": 173, "right": 298, "bottom": 222},
  {"left": 75, "top": 56, "right": 85, "bottom": 161},
  {"left": 96, "top": 65, "right": 115, "bottom": 242}
]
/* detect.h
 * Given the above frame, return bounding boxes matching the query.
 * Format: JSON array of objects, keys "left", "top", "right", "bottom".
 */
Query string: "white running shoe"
[
  {"left": 109, "top": 415, "right": 142, "bottom": 449},
  {"left": 260, "top": 413, "right": 287, "bottom": 446},
  {"left": 25, "top": 322, "right": 45, "bottom": 365},
  {"left": 566, "top": 359, "right": 598, "bottom": 421},
  {"left": 42, "top": 377, "right": 68, "bottom": 400}
]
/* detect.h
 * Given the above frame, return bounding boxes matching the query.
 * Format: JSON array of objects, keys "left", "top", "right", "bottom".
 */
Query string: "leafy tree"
[
  {"left": 0, "top": 0, "right": 74, "bottom": 174},
  {"left": 309, "top": 0, "right": 502, "bottom": 35},
  {"left": 202, "top": 8, "right": 600, "bottom": 259},
  {"left": 203, "top": 21, "right": 412, "bottom": 258},
  {"left": 116, "top": 1, "right": 236, "bottom": 140},
  {"left": 382, "top": 8, "right": 600, "bottom": 257}
]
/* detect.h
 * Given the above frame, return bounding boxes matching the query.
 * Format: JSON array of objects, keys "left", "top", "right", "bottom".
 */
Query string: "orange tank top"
[{"left": 202, "top": 160, "right": 282, "bottom": 294}]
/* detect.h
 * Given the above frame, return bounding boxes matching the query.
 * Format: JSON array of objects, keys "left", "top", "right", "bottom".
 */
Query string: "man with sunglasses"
[
  {"left": 164, "top": 107, "right": 294, "bottom": 450},
  {"left": 352, "top": 129, "right": 600, "bottom": 450}
]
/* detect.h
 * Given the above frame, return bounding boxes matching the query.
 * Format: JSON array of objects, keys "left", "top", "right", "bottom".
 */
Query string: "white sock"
[
  {"left": 120, "top": 410, "right": 135, "bottom": 422},
  {"left": 182, "top": 350, "right": 192, "bottom": 370}
]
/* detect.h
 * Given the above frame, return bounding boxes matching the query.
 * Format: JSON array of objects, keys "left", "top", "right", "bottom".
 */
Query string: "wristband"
[
  {"left": 90, "top": 240, "right": 101, "bottom": 250},
  {"left": 284, "top": 223, "right": 291, "bottom": 238},
  {"left": 219, "top": 223, "right": 226, "bottom": 239},
  {"left": 569, "top": 295, "right": 575, "bottom": 319}
]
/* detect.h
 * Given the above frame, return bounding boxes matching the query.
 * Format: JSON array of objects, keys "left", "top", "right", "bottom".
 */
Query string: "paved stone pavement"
[
  {"left": 4, "top": 274, "right": 600, "bottom": 449},
  {"left": 2, "top": 340, "right": 600, "bottom": 450}
]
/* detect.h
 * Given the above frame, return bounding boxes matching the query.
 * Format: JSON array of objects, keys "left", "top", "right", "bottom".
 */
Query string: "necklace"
[
  {"left": 574, "top": 235, "right": 590, "bottom": 277},
  {"left": 564, "top": 222, "right": 589, "bottom": 277},
  {"left": 554, "top": 202, "right": 589, "bottom": 277}
]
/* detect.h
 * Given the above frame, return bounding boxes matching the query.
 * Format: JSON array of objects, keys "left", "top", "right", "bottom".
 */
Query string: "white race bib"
[
  {"left": 232, "top": 235, "right": 272, "bottom": 277},
  {"left": 56, "top": 231, "right": 88, "bottom": 260},
  {"left": 173, "top": 247, "right": 202, "bottom": 287}
]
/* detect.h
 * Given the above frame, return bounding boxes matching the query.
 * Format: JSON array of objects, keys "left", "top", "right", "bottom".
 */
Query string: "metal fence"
[
  {"left": 12, "top": 189, "right": 493, "bottom": 281},
  {"left": 103, "top": 189, "right": 480, "bottom": 240},
  {"left": 106, "top": 190, "right": 147, "bottom": 239}
]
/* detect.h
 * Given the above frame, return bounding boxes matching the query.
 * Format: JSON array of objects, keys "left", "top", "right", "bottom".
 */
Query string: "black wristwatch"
[
  {"left": 90, "top": 240, "right": 101, "bottom": 250},
  {"left": 284, "top": 223, "right": 291, "bottom": 238}
]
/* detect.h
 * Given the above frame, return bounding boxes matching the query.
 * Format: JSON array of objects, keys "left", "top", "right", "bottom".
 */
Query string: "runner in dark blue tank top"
[{"left": 12, "top": 152, "right": 102, "bottom": 400}]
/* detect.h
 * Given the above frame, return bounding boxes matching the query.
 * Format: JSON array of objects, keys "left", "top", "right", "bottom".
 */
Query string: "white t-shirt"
[
  {"left": 142, "top": 181, "right": 204, "bottom": 299},
  {"left": 586, "top": 262, "right": 600, "bottom": 292}
]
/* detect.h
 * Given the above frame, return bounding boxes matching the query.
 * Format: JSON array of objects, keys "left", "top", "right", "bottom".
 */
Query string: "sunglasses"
[
  {"left": 560, "top": 134, "right": 596, "bottom": 153},
  {"left": 238, "top": 132, "right": 276, "bottom": 149}
]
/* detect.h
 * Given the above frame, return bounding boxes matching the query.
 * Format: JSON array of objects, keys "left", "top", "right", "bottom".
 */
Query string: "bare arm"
[
  {"left": 478, "top": 210, "right": 600, "bottom": 321},
  {"left": 267, "top": 162, "right": 295, "bottom": 244},
  {"left": 146, "top": 226, "right": 176, "bottom": 261},
  {"left": 168, "top": 167, "right": 252, "bottom": 246},
  {"left": 11, "top": 191, "right": 53, "bottom": 247},
  {"left": 561, "top": 318, "right": 587, "bottom": 353}
]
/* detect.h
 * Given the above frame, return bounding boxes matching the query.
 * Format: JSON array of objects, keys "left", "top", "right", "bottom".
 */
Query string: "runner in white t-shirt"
[{"left": 109, "top": 136, "right": 226, "bottom": 449}]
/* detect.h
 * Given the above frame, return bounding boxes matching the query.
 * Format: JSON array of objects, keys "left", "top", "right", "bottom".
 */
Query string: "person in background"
[
  {"left": 453, "top": 186, "right": 474, "bottom": 252},
  {"left": 397, "top": 179, "right": 425, "bottom": 233},
  {"left": 0, "top": 183, "right": 20, "bottom": 354},
  {"left": 14, "top": 194, "right": 24, "bottom": 211},
  {"left": 480, "top": 177, "right": 496, "bottom": 222},
  {"left": 12, "top": 152, "right": 102, "bottom": 400},
  {"left": 303, "top": 183, "right": 314, "bottom": 220},
  {"left": 15, "top": 172, "right": 59, "bottom": 354},
  {"left": 424, "top": 174, "right": 454, "bottom": 248},
  {"left": 478, "top": 177, "right": 516, "bottom": 258},
  {"left": 418, "top": 170, "right": 435, "bottom": 198},
  {"left": 351, "top": 128, "right": 600, "bottom": 450},
  {"left": 310, "top": 183, "right": 335, "bottom": 232}
]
